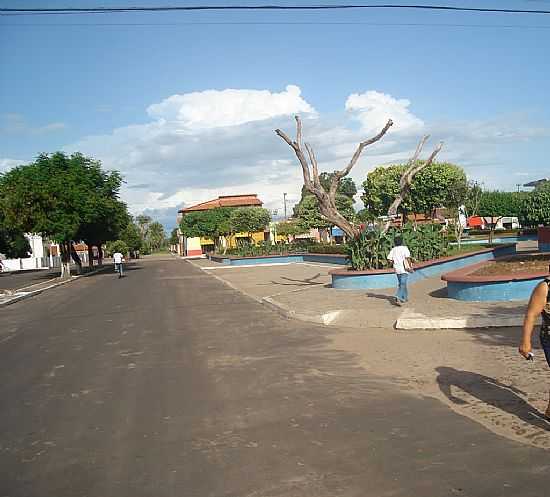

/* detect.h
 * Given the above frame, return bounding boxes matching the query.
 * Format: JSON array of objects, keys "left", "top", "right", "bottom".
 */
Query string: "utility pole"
[{"left": 283, "top": 192, "right": 287, "bottom": 220}]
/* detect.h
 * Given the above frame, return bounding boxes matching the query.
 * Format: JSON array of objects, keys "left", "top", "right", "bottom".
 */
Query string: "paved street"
[{"left": 0, "top": 259, "right": 548, "bottom": 497}]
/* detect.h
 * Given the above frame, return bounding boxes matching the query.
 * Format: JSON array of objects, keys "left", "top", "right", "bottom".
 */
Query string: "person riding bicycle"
[{"left": 113, "top": 251, "right": 125, "bottom": 278}]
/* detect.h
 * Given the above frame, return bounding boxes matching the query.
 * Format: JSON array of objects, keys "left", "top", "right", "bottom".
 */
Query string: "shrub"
[{"left": 346, "top": 223, "right": 448, "bottom": 271}]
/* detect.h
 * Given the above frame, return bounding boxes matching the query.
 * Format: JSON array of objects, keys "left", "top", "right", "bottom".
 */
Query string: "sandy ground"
[{"left": 329, "top": 326, "right": 550, "bottom": 449}]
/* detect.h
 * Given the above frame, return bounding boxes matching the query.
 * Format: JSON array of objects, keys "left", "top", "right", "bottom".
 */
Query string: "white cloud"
[
  {"left": 1, "top": 85, "right": 545, "bottom": 228},
  {"left": 345, "top": 90, "right": 424, "bottom": 136},
  {"left": 0, "top": 158, "right": 27, "bottom": 172},
  {"left": 146, "top": 84, "right": 315, "bottom": 129}
]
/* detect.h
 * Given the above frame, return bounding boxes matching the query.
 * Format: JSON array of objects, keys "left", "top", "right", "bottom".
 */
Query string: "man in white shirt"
[
  {"left": 387, "top": 236, "right": 412, "bottom": 305},
  {"left": 113, "top": 251, "right": 124, "bottom": 278}
]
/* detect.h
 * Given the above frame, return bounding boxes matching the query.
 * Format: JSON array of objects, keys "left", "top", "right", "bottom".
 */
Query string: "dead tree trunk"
[
  {"left": 383, "top": 136, "right": 443, "bottom": 232},
  {"left": 276, "top": 116, "right": 393, "bottom": 239}
]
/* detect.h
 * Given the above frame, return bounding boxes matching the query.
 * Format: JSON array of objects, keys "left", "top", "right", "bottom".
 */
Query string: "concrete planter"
[
  {"left": 208, "top": 253, "right": 348, "bottom": 266},
  {"left": 442, "top": 253, "right": 548, "bottom": 301},
  {"left": 329, "top": 244, "right": 516, "bottom": 290}
]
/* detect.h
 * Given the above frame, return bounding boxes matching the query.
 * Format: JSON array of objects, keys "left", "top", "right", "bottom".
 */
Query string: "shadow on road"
[{"left": 435, "top": 366, "right": 550, "bottom": 431}]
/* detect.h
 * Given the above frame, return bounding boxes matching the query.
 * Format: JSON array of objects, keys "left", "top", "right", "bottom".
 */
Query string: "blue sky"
[{"left": 1, "top": 1, "right": 550, "bottom": 230}]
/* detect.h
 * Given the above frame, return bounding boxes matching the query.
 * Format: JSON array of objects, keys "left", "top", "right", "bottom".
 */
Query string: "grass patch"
[{"left": 446, "top": 244, "right": 490, "bottom": 257}]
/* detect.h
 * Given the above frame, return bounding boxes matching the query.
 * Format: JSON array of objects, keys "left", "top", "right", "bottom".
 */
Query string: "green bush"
[{"left": 346, "top": 223, "right": 448, "bottom": 271}]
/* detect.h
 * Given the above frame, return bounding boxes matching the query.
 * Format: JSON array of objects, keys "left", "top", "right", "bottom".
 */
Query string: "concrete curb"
[
  {"left": 0, "top": 266, "right": 111, "bottom": 308},
  {"left": 395, "top": 310, "right": 526, "bottom": 330}
]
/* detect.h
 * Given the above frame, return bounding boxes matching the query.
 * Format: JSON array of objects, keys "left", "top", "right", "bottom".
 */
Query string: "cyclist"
[{"left": 113, "top": 251, "right": 125, "bottom": 278}]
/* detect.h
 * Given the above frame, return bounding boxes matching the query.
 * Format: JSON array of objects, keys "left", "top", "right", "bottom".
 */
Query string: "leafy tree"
[
  {"left": 0, "top": 225, "right": 30, "bottom": 259},
  {"left": 147, "top": 221, "right": 165, "bottom": 252},
  {"left": 478, "top": 190, "right": 527, "bottom": 243},
  {"left": 275, "top": 220, "right": 306, "bottom": 239},
  {"left": 295, "top": 194, "right": 355, "bottom": 230},
  {"left": 106, "top": 239, "right": 129, "bottom": 256},
  {"left": 180, "top": 207, "right": 233, "bottom": 252},
  {"left": 519, "top": 189, "right": 550, "bottom": 227},
  {"left": 229, "top": 207, "right": 271, "bottom": 240},
  {"left": 169, "top": 228, "right": 179, "bottom": 246},
  {"left": 361, "top": 162, "right": 467, "bottom": 218},
  {"left": 0, "top": 152, "right": 126, "bottom": 277},
  {"left": 319, "top": 173, "right": 357, "bottom": 199},
  {"left": 136, "top": 214, "right": 152, "bottom": 239},
  {"left": 121, "top": 220, "right": 143, "bottom": 257}
]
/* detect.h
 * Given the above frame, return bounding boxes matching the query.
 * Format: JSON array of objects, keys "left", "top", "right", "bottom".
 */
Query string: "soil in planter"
[{"left": 472, "top": 254, "right": 550, "bottom": 276}]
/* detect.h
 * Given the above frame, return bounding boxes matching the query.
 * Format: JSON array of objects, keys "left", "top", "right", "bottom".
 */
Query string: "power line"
[
  {"left": 2, "top": 21, "right": 550, "bottom": 29},
  {"left": 2, "top": 4, "right": 550, "bottom": 16}
]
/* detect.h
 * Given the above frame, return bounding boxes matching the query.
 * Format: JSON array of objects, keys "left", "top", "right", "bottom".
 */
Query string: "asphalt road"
[
  {"left": 0, "top": 259, "right": 548, "bottom": 497},
  {"left": 0, "top": 269, "right": 63, "bottom": 292}
]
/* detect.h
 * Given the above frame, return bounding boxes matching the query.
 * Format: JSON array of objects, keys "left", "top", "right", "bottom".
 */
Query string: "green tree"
[
  {"left": 169, "top": 228, "right": 179, "bottom": 246},
  {"left": 519, "top": 189, "right": 550, "bottom": 227},
  {"left": 295, "top": 194, "right": 355, "bottom": 231},
  {"left": 106, "top": 239, "right": 129, "bottom": 256},
  {"left": 147, "top": 221, "right": 166, "bottom": 252},
  {"left": 361, "top": 162, "right": 467, "bottom": 218},
  {"left": 0, "top": 224, "right": 30, "bottom": 259},
  {"left": 121, "top": 220, "right": 143, "bottom": 257},
  {"left": 229, "top": 207, "right": 271, "bottom": 241},
  {"left": 0, "top": 152, "right": 126, "bottom": 277},
  {"left": 180, "top": 207, "right": 233, "bottom": 252},
  {"left": 478, "top": 190, "right": 527, "bottom": 243},
  {"left": 275, "top": 220, "right": 306, "bottom": 239},
  {"left": 319, "top": 173, "right": 357, "bottom": 199}
]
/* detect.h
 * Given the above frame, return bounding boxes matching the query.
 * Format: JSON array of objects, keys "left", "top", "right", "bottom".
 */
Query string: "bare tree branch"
[
  {"left": 305, "top": 143, "right": 321, "bottom": 189},
  {"left": 330, "top": 119, "right": 393, "bottom": 197}
]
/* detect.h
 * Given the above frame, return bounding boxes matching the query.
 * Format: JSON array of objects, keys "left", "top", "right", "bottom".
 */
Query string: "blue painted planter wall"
[
  {"left": 447, "top": 277, "right": 543, "bottom": 302},
  {"left": 331, "top": 245, "right": 516, "bottom": 290},
  {"left": 209, "top": 253, "right": 349, "bottom": 266}
]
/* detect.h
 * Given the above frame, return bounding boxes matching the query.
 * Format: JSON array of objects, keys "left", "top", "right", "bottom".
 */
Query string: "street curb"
[{"left": 0, "top": 266, "right": 111, "bottom": 308}]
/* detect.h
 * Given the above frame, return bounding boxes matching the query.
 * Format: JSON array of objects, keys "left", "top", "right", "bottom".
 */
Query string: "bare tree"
[
  {"left": 276, "top": 115, "right": 444, "bottom": 238},
  {"left": 275, "top": 116, "right": 393, "bottom": 239}
]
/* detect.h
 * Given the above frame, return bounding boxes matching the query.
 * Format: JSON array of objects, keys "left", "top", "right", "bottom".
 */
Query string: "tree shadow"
[
  {"left": 267, "top": 273, "right": 325, "bottom": 287},
  {"left": 435, "top": 366, "right": 549, "bottom": 431}
]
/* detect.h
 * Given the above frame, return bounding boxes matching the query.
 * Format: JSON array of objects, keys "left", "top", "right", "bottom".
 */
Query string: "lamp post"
[{"left": 283, "top": 192, "right": 287, "bottom": 220}]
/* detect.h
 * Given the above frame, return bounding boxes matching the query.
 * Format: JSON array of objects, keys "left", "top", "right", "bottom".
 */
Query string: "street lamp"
[{"left": 283, "top": 193, "right": 287, "bottom": 220}]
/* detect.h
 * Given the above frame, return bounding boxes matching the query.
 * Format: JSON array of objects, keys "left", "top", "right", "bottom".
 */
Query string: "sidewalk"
[{"left": 190, "top": 260, "right": 529, "bottom": 330}]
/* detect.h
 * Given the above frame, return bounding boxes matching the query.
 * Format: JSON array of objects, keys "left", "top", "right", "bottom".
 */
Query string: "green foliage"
[
  {"left": 318, "top": 173, "right": 357, "bottom": 198},
  {"left": 294, "top": 194, "right": 355, "bottom": 230},
  {"left": 224, "top": 241, "right": 301, "bottom": 257},
  {"left": 179, "top": 207, "right": 232, "bottom": 240},
  {"left": 0, "top": 225, "right": 31, "bottom": 258},
  {"left": 478, "top": 190, "right": 526, "bottom": 219},
  {"left": 346, "top": 223, "right": 448, "bottom": 271},
  {"left": 229, "top": 207, "right": 271, "bottom": 235},
  {"left": 169, "top": 228, "right": 179, "bottom": 245},
  {"left": 275, "top": 220, "right": 307, "bottom": 237},
  {"left": 121, "top": 221, "right": 143, "bottom": 253},
  {"left": 361, "top": 162, "right": 467, "bottom": 217},
  {"left": 106, "top": 239, "right": 129, "bottom": 256},
  {"left": 147, "top": 221, "right": 165, "bottom": 251},
  {"left": 519, "top": 189, "right": 550, "bottom": 227},
  {"left": 0, "top": 152, "right": 127, "bottom": 246}
]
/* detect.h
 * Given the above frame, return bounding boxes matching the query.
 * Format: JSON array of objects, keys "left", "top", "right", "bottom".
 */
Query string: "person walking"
[
  {"left": 387, "top": 236, "right": 413, "bottom": 306},
  {"left": 113, "top": 251, "right": 125, "bottom": 278},
  {"left": 519, "top": 274, "right": 550, "bottom": 419}
]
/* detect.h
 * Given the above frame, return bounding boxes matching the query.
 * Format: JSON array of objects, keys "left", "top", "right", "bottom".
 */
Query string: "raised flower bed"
[
  {"left": 442, "top": 252, "right": 550, "bottom": 301},
  {"left": 208, "top": 253, "right": 348, "bottom": 266},
  {"left": 330, "top": 244, "right": 516, "bottom": 290}
]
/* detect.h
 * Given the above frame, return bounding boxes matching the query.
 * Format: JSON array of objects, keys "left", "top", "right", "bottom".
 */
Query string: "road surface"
[{"left": 0, "top": 258, "right": 548, "bottom": 496}]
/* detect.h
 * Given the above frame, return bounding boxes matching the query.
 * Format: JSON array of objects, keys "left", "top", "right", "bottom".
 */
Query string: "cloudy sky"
[{"left": 1, "top": 0, "right": 549, "bottom": 230}]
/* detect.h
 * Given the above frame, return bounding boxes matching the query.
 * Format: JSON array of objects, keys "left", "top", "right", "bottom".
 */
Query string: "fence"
[{"left": 1, "top": 252, "right": 90, "bottom": 272}]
